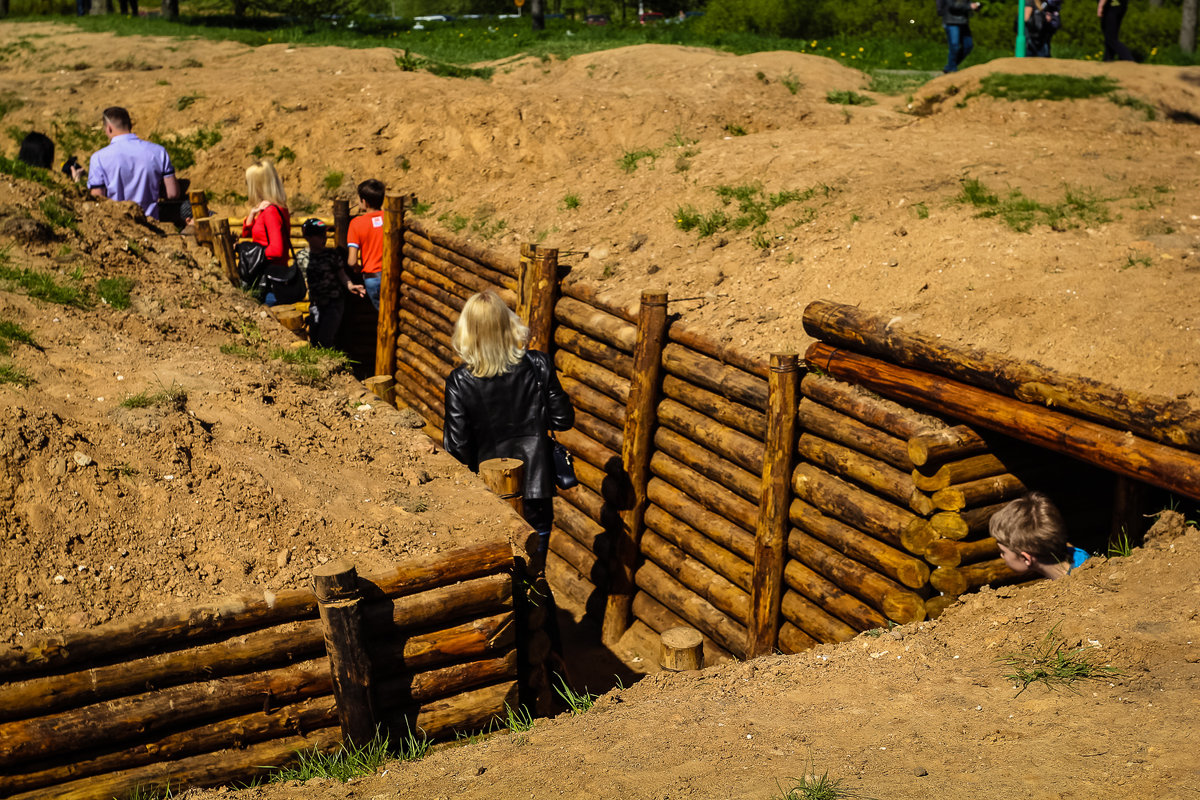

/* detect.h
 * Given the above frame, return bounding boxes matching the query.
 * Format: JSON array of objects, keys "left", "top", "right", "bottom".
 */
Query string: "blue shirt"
[
  {"left": 88, "top": 133, "right": 174, "bottom": 220},
  {"left": 1068, "top": 546, "right": 1090, "bottom": 572}
]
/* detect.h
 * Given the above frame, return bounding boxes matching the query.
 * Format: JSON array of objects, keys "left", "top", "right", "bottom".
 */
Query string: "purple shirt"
[{"left": 88, "top": 133, "right": 174, "bottom": 220}]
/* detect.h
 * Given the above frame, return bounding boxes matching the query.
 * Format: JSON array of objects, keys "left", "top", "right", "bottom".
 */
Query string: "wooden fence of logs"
[
  {"left": 0, "top": 541, "right": 536, "bottom": 800},
  {"left": 195, "top": 188, "right": 1200, "bottom": 664}
]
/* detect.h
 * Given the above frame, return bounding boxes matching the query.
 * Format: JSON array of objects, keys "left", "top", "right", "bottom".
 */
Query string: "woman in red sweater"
[{"left": 241, "top": 159, "right": 304, "bottom": 306}]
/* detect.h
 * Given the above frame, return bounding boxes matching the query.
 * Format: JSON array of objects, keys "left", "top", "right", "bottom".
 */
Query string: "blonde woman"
[
  {"left": 444, "top": 291, "right": 574, "bottom": 554},
  {"left": 241, "top": 159, "right": 304, "bottom": 305}
]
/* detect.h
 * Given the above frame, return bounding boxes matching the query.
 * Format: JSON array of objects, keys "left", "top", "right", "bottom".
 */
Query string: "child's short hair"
[
  {"left": 357, "top": 179, "right": 385, "bottom": 210},
  {"left": 989, "top": 491, "right": 1068, "bottom": 564}
]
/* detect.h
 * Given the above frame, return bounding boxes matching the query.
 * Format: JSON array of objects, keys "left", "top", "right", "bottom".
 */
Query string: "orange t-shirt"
[{"left": 347, "top": 210, "right": 384, "bottom": 274}]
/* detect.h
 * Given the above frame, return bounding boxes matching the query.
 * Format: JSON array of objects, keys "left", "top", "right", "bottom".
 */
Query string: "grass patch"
[
  {"left": 0, "top": 363, "right": 33, "bottom": 387},
  {"left": 0, "top": 318, "right": 35, "bottom": 356},
  {"left": 52, "top": 115, "right": 107, "bottom": 158},
  {"left": 775, "top": 769, "right": 872, "bottom": 800},
  {"left": 219, "top": 343, "right": 258, "bottom": 359},
  {"left": 1109, "top": 93, "right": 1157, "bottom": 121},
  {"left": 97, "top": 276, "right": 136, "bottom": 309},
  {"left": 0, "top": 260, "right": 90, "bottom": 308},
  {"left": 780, "top": 70, "right": 803, "bottom": 95},
  {"left": 619, "top": 147, "right": 658, "bottom": 173},
  {"left": 974, "top": 72, "right": 1119, "bottom": 102},
  {"left": 175, "top": 92, "right": 204, "bottom": 111},
  {"left": 1107, "top": 529, "right": 1134, "bottom": 557},
  {"left": 956, "top": 177, "right": 1110, "bottom": 233},
  {"left": 868, "top": 69, "right": 935, "bottom": 95},
  {"left": 322, "top": 170, "right": 344, "bottom": 194},
  {"left": 268, "top": 343, "right": 352, "bottom": 386},
  {"left": 723, "top": 122, "right": 748, "bottom": 136},
  {"left": 119, "top": 382, "right": 187, "bottom": 412},
  {"left": 39, "top": 196, "right": 78, "bottom": 232},
  {"left": 561, "top": 193, "right": 580, "bottom": 210},
  {"left": 553, "top": 673, "right": 597, "bottom": 715},
  {"left": 395, "top": 49, "right": 492, "bottom": 79},
  {"left": 0, "top": 154, "right": 59, "bottom": 189},
  {"left": 998, "top": 624, "right": 1122, "bottom": 696},
  {"left": 675, "top": 182, "right": 835, "bottom": 237},
  {"left": 249, "top": 139, "right": 296, "bottom": 164},
  {"left": 826, "top": 90, "right": 876, "bottom": 106},
  {"left": 270, "top": 729, "right": 426, "bottom": 784},
  {"left": 147, "top": 127, "right": 222, "bottom": 170}
]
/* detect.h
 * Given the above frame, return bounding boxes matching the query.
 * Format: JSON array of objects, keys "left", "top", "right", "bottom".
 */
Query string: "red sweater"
[{"left": 241, "top": 204, "right": 291, "bottom": 265}]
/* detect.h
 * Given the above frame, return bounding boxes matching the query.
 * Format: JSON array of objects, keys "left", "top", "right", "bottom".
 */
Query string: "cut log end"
[{"left": 659, "top": 626, "right": 705, "bottom": 671}]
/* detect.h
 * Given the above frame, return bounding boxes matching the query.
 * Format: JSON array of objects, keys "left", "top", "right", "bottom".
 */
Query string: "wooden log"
[
  {"left": 659, "top": 398, "right": 765, "bottom": 475},
  {"left": 789, "top": 499, "right": 930, "bottom": 590},
  {"left": 555, "top": 350, "right": 631, "bottom": 405},
  {"left": 560, "top": 375, "right": 627, "bottom": 431},
  {"left": 645, "top": 504, "right": 752, "bottom": 591},
  {"left": 367, "top": 611, "right": 515, "bottom": 671},
  {"left": 187, "top": 189, "right": 209, "bottom": 220},
  {"left": 791, "top": 463, "right": 919, "bottom": 550},
  {"left": 804, "top": 299, "right": 1200, "bottom": 452},
  {"left": 478, "top": 458, "right": 525, "bottom": 517},
  {"left": 648, "top": 479, "right": 755, "bottom": 562},
  {"left": 399, "top": 304, "right": 454, "bottom": 352},
  {"left": 394, "top": 334, "right": 447, "bottom": 389},
  {"left": 651, "top": 451, "right": 757, "bottom": 533},
  {"left": 368, "top": 540, "right": 514, "bottom": 599},
  {"left": 604, "top": 290, "right": 668, "bottom": 646},
  {"left": 666, "top": 322, "right": 769, "bottom": 379},
  {"left": 809, "top": 341, "right": 1200, "bottom": 503},
  {"left": 928, "top": 503, "right": 1007, "bottom": 540},
  {"left": 796, "top": 431, "right": 917, "bottom": 507},
  {"left": 367, "top": 572, "right": 513, "bottom": 631},
  {"left": 398, "top": 321, "right": 455, "bottom": 369},
  {"left": 662, "top": 374, "right": 767, "bottom": 441},
  {"left": 556, "top": 480, "right": 608, "bottom": 529},
  {"left": 899, "top": 519, "right": 938, "bottom": 555},
  {"left": 630, "top": 594, "right": 734, "bottom": 664},
  {"left": 408, "top": 217, "right": 518, "bottom": 279},
  {"left": 783, "top": 559, "right": 888, "bottom": 632},
  {"left": 0, "top": 696, "right": 337, "bottom": 796},
  {"left": 193, "top": 215, "right": 214, "bottom": 249},
  {"left": 559, "top": 280, "right": 638, "bottom": 324},
  {"left": 552, "top": 496, "right": 611, "bottom": 557},
  {"left": 654, "top": 426, "right": 759, "bottom": 502},
  {"left": 405, "top": 257, "right": 475, "bottom": 303},
  {"left": 929, "top": 558, "right": 1021, "bottom": 597},
  {"left": 397, "top": 333, "right": 452, "bottom": 380},
  {"left": 932, "top": 473, "right": 1027, "bottom": 512},
  {"left": 373, "top": 194, "right": 404, "bottom": 379},
  {"left": 777, "top": 622, "right": 819, "bottom": 655},
  {"left": 781, "top": 589, "right": 857, "bottom": 644},
  {"left": 749, "top": 353, "right": 799, "bottom": 659},
  {"left": 517, "top": 244, "right": 558, "bottom": 354},
  {"left": 634, "top": 560, "right": 747, "bottom": 657},
  {"left": 912, "top": 453, "right": 1015, "bottom": 492},
  {"left": 908, "top": 425, "right": 990, "bottom": 467},
  {"left": 659, "top": 627, "right": 704, "bottom": 671},
  {"left": 378, "top": 679, "right": 519, "bottom": 743},
  {"left": 554, "top": 325, "right": 635, "bottom": 380},
  {"left": 400, "top": 289, "right": 455, "bottom": 333},
  {"left": 548, "top": 526, "right": 606, "bottom": 585},
  {"left": 924, "top": 536, "right": 1001, "bottom": 568},
  {"left": 393, "top": 351, "right": 445, "bottom": 417},
  {"left": 364, "top": 375, "right": 397, "bottom": 407},
  {"left": 798, "top": 397, "right": 912, "bottom": 471},
  {"left": 556, "top": 426, "right": 621, "bottom": 477},
  {"left": 332, "top": 199, "right": 350, "bottom": 249},
  {"left": 661, "top": 343, "right": 768, "bottom": 411},
  {"left": 400, "top": 269, "right": 466, "bottom": 316},
  {"left": 801, "top": 372, "right": 942, "bottom": 440},
  {"left": 924, "top": 594, "right": 960, "bottom": 619},
  {"left": 554, "top": 296, "right": 637, "bottom": 353},
  {"left": 403, "top": 242, "right": 516, "bottom": 305},
  {"left": 374, "top": 650, "right": 519, "bottom": 707},
  {"left": 570, "top": 407, "right": 624, "bottom": 455},
  {"left": 5, "top": 727, "right": 344, "bottom": 800},
  {"left": 545, "top": 552, "right": 599, "bottom": 616},
  {"left": 786, "top": 524, "right": 927, "bottom": 624},
  {"left": 404, "top": 225, "right": 517, "bottom": 287},
  {"left": 213, "top": 218, "right": 238, "bottom": 287},
  {"left": 642, "top": 530, "right": 750, "bottom": 625},
  {"left": 392, "top": 361, "right": 440, "bottom": 422},
  {"left": 313, "top": 561, "right": 376, "bottom": 747}
]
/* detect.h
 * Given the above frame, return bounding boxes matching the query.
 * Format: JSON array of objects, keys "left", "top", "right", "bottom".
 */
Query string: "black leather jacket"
[{"left": 443, "top": 350, "right": 574, "bottom": 501}]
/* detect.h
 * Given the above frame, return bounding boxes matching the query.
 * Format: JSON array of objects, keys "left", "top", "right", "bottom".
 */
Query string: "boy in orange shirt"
[{"left": 347, "top": 179, "right": 385, "bottom": 309}]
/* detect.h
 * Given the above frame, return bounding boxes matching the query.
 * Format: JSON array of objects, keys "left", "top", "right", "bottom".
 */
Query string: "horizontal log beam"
[
  {"left": 780, "top": 590, "right": 857, "bottom": 644},
  {"left": 554, "top": 326, "right": 634, "bottom": 380},
  {"left": 648, "top": 478, "right": 755, "bottom": 562},
  {"left": 798, "top": 398, "right": 912, "bottom": 471},
  {"left": 645, "top": 504, "right": 753, "bottom": 592},
  {"left": 554, "top": 350, "right": 631, "bottom": 405},
  {"left": 661, "top": 343, "right": 768, "bottom": 411},
  {"left": 634, "top": 561, "right": 747, "bottom": 657},
  {"left": 783, "top": 560, "right": 888, "bottom": 632},
  {"left": 641, "top": 531, "right": 750, "bottom": 625},
  {"left": 907, "top": 425, "right": 989, "bottom": 467},
  {"left": 554, "top": 297, "right": 637, "bottom": 353},
  {"left": 666, "top": 322, "right": 769, "bottom": 379},
  {"left": 923, "top": 537, "right": 1000, "bottom": 568},
  {"left": 800, "top": 372, "right": 941, "bottom": 440},
  {"left": 407, "top": 218, "right": 518, "bottom": 279},
  {"left": 653, "top": 426, "right": 759, "bottom": 503},
  {"left": 659, "top": 398, "right": 764, "bottom": 475},
  {"left": 662, "top": 374, "right": 767, "bottom": 441},
  {"left": 630, "top": 594, "right": 734, "bottom": 664},
  {"left": 929, "top": 558, "right": 1021, "bottom": 597},
  {"left": 650, "top": 452, "right": 757, "bottom": 533},
  {"left": 791, "top": 463, "right": 919, "bottom": 550}
]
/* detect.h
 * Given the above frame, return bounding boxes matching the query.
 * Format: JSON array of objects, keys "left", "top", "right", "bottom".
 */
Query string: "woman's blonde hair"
[
  {"left": 452, "top": 291, "right": 529, "bottom": 378},
  {"left": 245, "top": 159, "right": 287, "bottom": 208}
]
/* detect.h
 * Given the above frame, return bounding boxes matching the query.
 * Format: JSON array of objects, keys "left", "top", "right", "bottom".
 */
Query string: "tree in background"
[{"left": 1183, "top": 0, "right": 1197, "bottom": 50}]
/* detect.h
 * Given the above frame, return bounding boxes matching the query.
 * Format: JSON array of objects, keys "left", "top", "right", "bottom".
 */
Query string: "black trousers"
[{"left": 1100, "top": 3, "right": 1135, "bottom": 62}]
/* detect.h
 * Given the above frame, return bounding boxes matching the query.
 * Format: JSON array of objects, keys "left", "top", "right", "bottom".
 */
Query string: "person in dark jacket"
[
  {"left": 444, "top": 291, "right": 574, "bottom": 558},
  {"left": 937, "top": 0, "right": 982, "bottom": 73}
]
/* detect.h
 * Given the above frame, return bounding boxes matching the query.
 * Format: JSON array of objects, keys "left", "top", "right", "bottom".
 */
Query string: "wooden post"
[
  {"left": 517, "top": 243, "right": 559, "bottom": 354},
  {"left": 213, "top": 218, "right": 238, "bottom": 287},
  {"left": 333, "top": 199, "right": 351, "bottom": 250},
  {"left": 748, "top": 353, "right": 799, "bottom": 658},
  {"left": 602, "top": 290, "right": 669, "bottom": 646},
  {"left": 374, "top": 193, "right": 405, "bottom": 379},
  {"left": 660, "top": 626, "right": 704, "bottom": 671},
  {"left": 479, "top": 458, "right": 525, "bottom": 518},
  {"left": 312, "top": 560, "right": 376, "bottom": 747},
  {"left": 364, "top": 375, "right": 397, "bottom": 407},
  {"left": 187, "top": 189, "right": 210, "bottom": 221},
  {"left": 194, "top": 216, "right": 215, "bottom": 251}
]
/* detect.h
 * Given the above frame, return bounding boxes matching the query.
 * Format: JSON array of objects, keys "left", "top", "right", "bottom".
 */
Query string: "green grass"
[
  {"left": 0, "top": 318, "right": 36, "bottom": 355},
  {"left": 956, "top": 177, "right": 1111, "bottom": 233},
  {"left": 147, "top": 127, "right": 222, "bottom": 170},
  {"left": 0, "top": 154, "right": 59, "bottom": 189},
  {"left": 825, "top": 90, "right": 876, "bottom": 106},
  {"left": 97, "top": 276, "right": 136, "bottom": 309},
  {"left": 553, "top": 673, "right": 597, "bottom": 715},
  {"left": 504, "top": 703, "right": 535, "bottom": 733},
  {"left": 1109, "top": 92, "right": 1157, "bottom": 121},
  {"left": 0, "top": 363, "right": 34, "bottom": 387},
  {"left": 868, "top": 69, "right": 936, "bottom": 95},
  {"left": 723, "top": 122, "right": 748, "bottom": 136},
  {"left": 561, "top": 193, "right": 580, "bottom": 210},
  {"left": 269, "top": 728, "right": 428, "bottom": 784},
  {"left": 1107, "top": 529, "right": 1134, "bottom": 557},
  {"left": 175, "top": 92, "right": 204, "bottom": 111},
  {"left": 394, "top": 49, "right": 493, "bottom": 79},
  {"left": 780, "top": 70, "right": 803, "bottom": 95},
  {"left": 0, "top": 260, "right": 91, "bottom": 308},
  {"left": 775, "top": 770, "right": 872, "bottom": 800},
  {"left": 119, "top": 382, "right": 187, "bottom": 411},
  {"left": 998, "top": 624, "right": 1122, "bottom": 696},
  {"left": 219, "top": 343, "right": 258, "bottom": 359},
  {"left": 0, "top": 90, "right": 24, "bottom": 119},
  {"left": 52, "top": 115, "right": 107, "bottom": 159},
  {"left": 676, "top": 182, "right": 835, "bottom": 238},
  {"left": 39, "top": 196, "right": 78, "bottom": 232},
  {"left": 322, "top": 170, "right": 344, "bottom": 194},
  {"left": 117, "top": 781, "right": 173, "bottom": 800},
  {"left": 912, "top": 201, "right": 929, "bottom": 219},
  {"left": 973, "top": 72, "right": 1119, "bottom": 102},
  {"left": 619, "top": 147, "right": 658, "bottom": 173}
]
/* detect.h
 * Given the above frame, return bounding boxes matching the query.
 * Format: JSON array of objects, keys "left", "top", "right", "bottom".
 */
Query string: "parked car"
[
  {"left": 585, "top": 13, "right": 608, "bottom": 25},
  {"left": 638, "top": 10, "right": 664, "bottom": 24}
]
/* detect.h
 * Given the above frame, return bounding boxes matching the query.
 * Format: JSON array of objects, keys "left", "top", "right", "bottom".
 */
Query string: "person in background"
[
  {"left": 1024, "top": 0, "right": 1062, "bottom": 57},
  {"left": 118, "top": 0, "right": 139, "bottom": 15},
  {"left": 989, "top": 491, "right": 1091, "bottom": 580},
  {"left": 296, "top": 218, "right": 365, "bottom": 348},
  {"left": 241, "top": 159, "right": 304, "bottom": 307},
  {"left": 937, "top": 0, "right": 982, "bottom": 73},
  {"left": 346, "top": 179, "right": 386, "bottom": 310},
  {"left": 88, "top": 106, "right": 180, "bottom": 222},
  {"left": 1098, "top": 0, "right": 1136, "bottom": 62},
  {"left": 443, "top": 291, "right": 574, "bottom": 568}
]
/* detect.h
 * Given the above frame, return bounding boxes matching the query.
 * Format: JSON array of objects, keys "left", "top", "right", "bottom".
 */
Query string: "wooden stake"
[
  {"left": 186, "top": 189, "right": 209, "bottom": 221},
  {"left": 212, "top": 218, "right": 238, "bottom": 287},
  {"left": 517, "top": 243, "right": 559, "bottom": 354},
  {"left": 312, "top": 561, "right": 376, "bottom": 747},
  {"left": 749, "top": 353, "right": 798, "bottom": 658},
  {"left": 907, "top": 425, "right": 989, "bottom": 467},
  {"left": 364, "top": 375, "right": 397, "bottom": 407},
  {"left": 193, "top": 216, "right": 214, "bottom": 250},
  {"left": 478, "top": 458, "right": 525, "bottom": 518},
  {"left": 374, "top": 193, "right": 405, "bottom": 379},
  {"left": 659, "top": 627, "right": 704, "bottom": 671},
  {"left": 603, "top": 290, "right": 668, "bottom": 645},
  {"left": 333, "top": 199, "right": 350, "bottom": 250}
]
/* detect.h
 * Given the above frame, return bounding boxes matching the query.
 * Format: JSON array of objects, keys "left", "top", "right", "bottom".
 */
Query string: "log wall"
[{"left": 0, "top": 542, "right": 520, "bottom": 800}]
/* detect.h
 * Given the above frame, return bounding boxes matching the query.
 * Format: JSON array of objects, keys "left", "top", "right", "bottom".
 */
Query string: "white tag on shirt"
[{"left": 372, "top": 216, "right": 383, "bottom": 228}]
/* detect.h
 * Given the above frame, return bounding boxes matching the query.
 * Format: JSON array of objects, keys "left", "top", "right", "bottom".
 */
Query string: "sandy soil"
[{"left": 2, "top": 21, "right": 1199, "bottom": 800}]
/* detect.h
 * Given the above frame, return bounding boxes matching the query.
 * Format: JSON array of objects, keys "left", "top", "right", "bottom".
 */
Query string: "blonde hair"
[
  {"left": 245, "top": 159, "right": 287, "bottom": 208},
  {"left": 989, "top": 491, "right": 1068, "bottom": 564},
  {"left": 452, "top": 291, "right": 529, "bottom": 378}
]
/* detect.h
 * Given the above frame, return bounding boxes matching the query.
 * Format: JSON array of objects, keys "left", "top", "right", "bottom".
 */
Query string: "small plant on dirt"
[
  {"left": 51, "top": 115, "right": 107, "bottom": 159},
  {"left": 974, "top": 73, "right": 1118, "bottom": 103},
  {"left": 553, "top": 673, "right": 597, "bottom": 715},
  {"left": 1107, "top": 529, "right": 1134, "bottom": 557},
  {"left": 219, "top": 343, "right": 258, "bottom": 359},
  {"left": 98, "top": 276, "right": 136, "bottom": 309},
  {"left": 148, "top": 128, "right": 221, "bottom": 170},
  {"left": 775, "top": 769, "right": 871, "bottom": 800},
  {"left": 826, "top": 90, "right": 875, "bottom": 106},
  {"left": 469, "top": 206, "right": 508, "bottom": 239},
  {"left": 0, "top": 318, "right": 36, "bottom": 356},
  {"left": 561, "top": 193, "right": 581, "bottom": 211},
  {"left": 912, "top": 201, "right": 929, "bottom": 219},
  {"left": 120, "top": 781, "right": 172, "bottom": 800},
  {"left": 780, "top": 71, "right": 803, "bottom": 95},
  {"left": 998, "top": 623, "right": 1122, "bottom": 696},
  {"left": 956, "top": 177, "right": 1110, "bottom": 233},
  {"left": 108, "top": 57, "right": 157, "bottom": 71},
  {"left": 1109, "top": 93, "right": 1156, "bottom": 121},
  {"left": 668, "top": 129, "right": 698, "bottom": 149},
  {"left": 181, "top": 57, "right": 203, "bottom": 68},
  {"left": 619, "top": 147, "right": 659, "bottom": 173},
  {"left": 677, "top": 182, "right": 833, "bottom": 238},
  {"left": 409, "top": 199, "right": 431, "bottom": 215},
  {"left": 39, "top": 196, "right": 77, "bottom": 232},
  {"left": 175, "top": 93, "right": 204, "bottom": 111},
  {"left": 751, "top": 231, "right": 774, "bottom": 250},
  {"left": 394, "top": 50, "right": 493, "bottom": 79},
  {"left": 867, "top": 70, "right": 932, "bottom": 95},
  {"left": 271, "top": 732, "right": 394, "bottom": 784},
  {"left": 1120, "top": 253, "right": 1153, "bottom": 270},
  {"left": 120, "top": 381, "right": 187, "bottom": 412},
  {"left": 0, "top": 363, "right": 33, "bottom": 387},
  {"left": 505, "top": 703, "right": 535, "bottom": 733},
  {"left": 723, "top": 122, "right": 748, "bottom": 136},
  {"left": 438, "top": 210, "right": 471, "bottom": 233},
  {"left": 0, "top": 256, "right": 90, "bottom": 308},
  {"left": 322, "top": 171, "right": 344, "bottom": 194},
  {"left": 0, "top": 154, "right": 58, "bottom": 189},
  {"left": 405, "top": 499, "right": 429, "bottom": 513}
]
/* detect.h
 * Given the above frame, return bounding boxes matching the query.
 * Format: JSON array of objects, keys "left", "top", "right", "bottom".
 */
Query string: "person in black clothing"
[
  {"left": 937, "top": 0, "right": 982, "bottom": 73},
  {"left": 297, "top": 219, "right": 365, "bottom": 348},
  {"left": 443, "top": 291, "right": 574, "bottom": 561},
  {"left": 1098, "top": 0, "right": 1136, "bottom": 62}
]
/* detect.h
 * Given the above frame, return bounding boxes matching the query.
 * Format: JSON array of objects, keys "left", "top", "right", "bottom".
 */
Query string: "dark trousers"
[
  {"left": 1100, "top": 3, "right": 1135, "bottom": 62},
  {"left": 942, "top": 23, "right": 974, "bottom": 73},
  {"left": 118, "top": 0, "right": 139, "bottom": 14},
  {"left": 309, "top": 298, "right": 345, "bottom": 349}
]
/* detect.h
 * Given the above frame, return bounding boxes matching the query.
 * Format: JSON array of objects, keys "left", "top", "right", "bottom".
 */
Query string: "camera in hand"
[{"left": 61, "top": 156, "right": 79, "bottom": 177}]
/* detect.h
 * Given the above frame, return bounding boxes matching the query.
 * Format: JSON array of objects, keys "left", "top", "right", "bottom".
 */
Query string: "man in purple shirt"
[{"left": 88, "top": 107, "right": 179, "bottom": 221}]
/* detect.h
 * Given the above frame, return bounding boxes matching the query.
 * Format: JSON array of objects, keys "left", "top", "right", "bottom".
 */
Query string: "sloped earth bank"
[{"left": 0, "top": 21, "right": 1198, "bottom": 799}]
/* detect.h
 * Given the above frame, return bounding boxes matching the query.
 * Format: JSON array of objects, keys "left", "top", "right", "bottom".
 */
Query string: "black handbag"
[
  {"left": 551, "top": 433, "right": 578, "bottom": 490},
  {"left": 235, "top": 240, "right": 268, "bottom": 290}
]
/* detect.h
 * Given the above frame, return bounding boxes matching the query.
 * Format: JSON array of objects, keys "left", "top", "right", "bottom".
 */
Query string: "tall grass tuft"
[{"left": 998, "top": 623, "right": 1122, "bottom": 696}]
